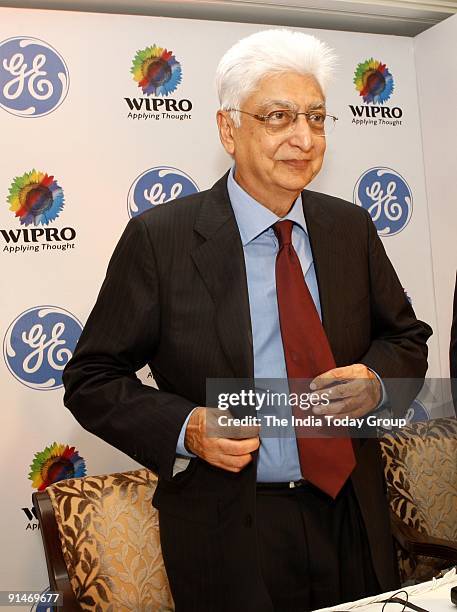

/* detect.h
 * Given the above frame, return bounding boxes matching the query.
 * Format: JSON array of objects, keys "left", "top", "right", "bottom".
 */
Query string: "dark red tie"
[{"left": 274, "top": 220, "right": 356, "bottom": 498}]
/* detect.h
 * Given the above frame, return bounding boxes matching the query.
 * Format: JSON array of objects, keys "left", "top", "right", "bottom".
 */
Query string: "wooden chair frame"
[
  {"left": 33, "top": 491, "right": 80, "bottom": 611},
  {"left": 390, "top": 509, "right": 457, "bottom": 562}
]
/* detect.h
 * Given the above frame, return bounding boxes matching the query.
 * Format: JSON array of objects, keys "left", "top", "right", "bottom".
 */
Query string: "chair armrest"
[
  {"left": 391, "top": 510, "right": 457, "bottom": 562},
  {"left": 32, "top": 491, "right": 80, "bottom": 611}
]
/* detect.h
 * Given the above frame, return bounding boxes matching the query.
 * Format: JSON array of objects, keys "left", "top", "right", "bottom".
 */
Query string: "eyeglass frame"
[{"left": 227, "top": 107, "right": 338, "bottom": 137}]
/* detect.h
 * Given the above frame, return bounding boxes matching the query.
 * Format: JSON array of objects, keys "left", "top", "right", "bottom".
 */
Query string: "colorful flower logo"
[
  {"left": 354, "top": 59, "right": 394, "bottom": 104},
  {"left": 29, "top": 443, "right": 87, "bottom": 490},
  {"left": 7, "top": 170, "right": 64, "bottom": 226},
  {"left": 131, "top": 44, "right": 182, "bottom": 96}
]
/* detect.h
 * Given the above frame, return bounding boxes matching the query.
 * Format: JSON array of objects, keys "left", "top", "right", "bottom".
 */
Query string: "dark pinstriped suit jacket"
[{"left": 63, "top": 173, "right": 432, "bottom": 611}]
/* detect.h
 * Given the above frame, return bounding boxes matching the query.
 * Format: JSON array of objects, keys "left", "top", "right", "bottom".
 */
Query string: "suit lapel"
[
  {"left": 191, "top": 174, "right": 254, "bottom": 378},
  {"left": 301, "top": 190, "right": 343, "bottom": 354}
]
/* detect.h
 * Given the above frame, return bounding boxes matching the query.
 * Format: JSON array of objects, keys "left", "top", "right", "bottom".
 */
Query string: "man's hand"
[
  {"left": 184, "top": 407, "right": 260, "bottom": 473},
  {"left": 310, "top": 363, "right": 381, "bottom": 418}
]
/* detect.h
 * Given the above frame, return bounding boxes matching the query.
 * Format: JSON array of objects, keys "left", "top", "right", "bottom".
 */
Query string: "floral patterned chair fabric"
[
  {"left": 45, "top": 469, "right": 173, "bottom": 611},
  {"left": 380, "top": 417, "right": 457, "bottom": 583},
  {"left": 34, "top": 417, "right": 457, "bottom": 609}
]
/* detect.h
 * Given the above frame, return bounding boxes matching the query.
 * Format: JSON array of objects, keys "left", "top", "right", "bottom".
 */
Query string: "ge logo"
[
  {"left": 353, "top": 167, "right": 413, "bottom": 236},
  {"left": 406, "top": 399, "right": 430, "bottom": 423},
  {"left": 3, "top": 306, "right": 82, "bottom": 390},
  {"left": 0, "top": 37, "right": 69, "bottom": 117},
  {"left": 127, "top": 166, "right": 199, "bottom": 218},
  {"left": 31, "top": 588, "right": 54, "bottom": 612}
]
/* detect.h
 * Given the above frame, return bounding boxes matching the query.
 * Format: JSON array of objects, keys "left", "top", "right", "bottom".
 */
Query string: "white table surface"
[{"left": 314, "top": 567, "right": 457, "bottom": 612}]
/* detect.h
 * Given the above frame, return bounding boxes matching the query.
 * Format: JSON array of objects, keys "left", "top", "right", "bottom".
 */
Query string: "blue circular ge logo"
[
  {"left": 0, "top": 37, "right": 69, "bottom": 117},
  {"left": 31, "top": 588, "right": 54, "bottom": 611},
  {"left": 406, "top": 399, "right": 430, "bottom": 423},
  {"left": 353, "top": 167, "right": 413, "bottom": 236},
  {"left": 3, "top": 306, "right": 82, "bottom": 390},
  {"left": 127, "top": 166, "right": 199, "bottom": 218}
]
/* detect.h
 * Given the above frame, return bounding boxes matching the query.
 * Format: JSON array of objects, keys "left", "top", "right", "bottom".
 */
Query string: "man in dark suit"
[{"left": 63, "top": 29, "right": 432, "bottom": 612}]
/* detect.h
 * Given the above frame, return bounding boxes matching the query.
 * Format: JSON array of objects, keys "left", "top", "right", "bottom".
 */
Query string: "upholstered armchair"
[
  {"left": 380, "top": 416, "right": 457, "bottom": 583},
  {"left": 34, "top": 417, "right": 457, "bottom": 609},
  {"left": 33, "top": 469, "right": 173, "bottom": 611}
]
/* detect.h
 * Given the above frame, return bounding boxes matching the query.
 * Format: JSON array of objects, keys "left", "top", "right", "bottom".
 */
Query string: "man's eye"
[
  {"left": 308, "top": 113, "right": 326, "bottom": 124},
  {"left": 268, "top": 111, "right": 290, "bottom": 123}
]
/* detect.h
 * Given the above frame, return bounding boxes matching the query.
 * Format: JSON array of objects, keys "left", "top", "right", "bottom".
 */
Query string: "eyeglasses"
[{"left": 229, "top": 108, "right": 338, "bottom": 137}]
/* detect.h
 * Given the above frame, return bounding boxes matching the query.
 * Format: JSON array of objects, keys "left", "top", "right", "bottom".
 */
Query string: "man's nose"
[{"left": 288, "top": 115, "right": 314, "bottom": 150}]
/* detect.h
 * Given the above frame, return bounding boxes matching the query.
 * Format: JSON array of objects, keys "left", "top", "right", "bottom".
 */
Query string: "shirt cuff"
[
  {"left": 176, "top": 408, "right": 198, "bottom": 457},
  {"left": 368, "top": 368, "right": 388, "bottom": 412}
]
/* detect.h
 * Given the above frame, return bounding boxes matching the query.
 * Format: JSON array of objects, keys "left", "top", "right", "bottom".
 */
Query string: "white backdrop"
[
  {"left": 0, "top": 6, "right": 453, "bottom": 594},
  {"left": 414, "top": 13, "right": 457, "bottom": 379}
]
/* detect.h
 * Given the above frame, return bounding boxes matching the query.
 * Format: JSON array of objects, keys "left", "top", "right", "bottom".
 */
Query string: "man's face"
[{"left": 219, "top": 71, "right": 327, "bottom": 211}]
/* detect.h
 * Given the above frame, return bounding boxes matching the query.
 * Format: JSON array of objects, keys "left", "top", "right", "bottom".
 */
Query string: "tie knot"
[{"left": 274, "top": 220, "right": 293, "bottom": 247}]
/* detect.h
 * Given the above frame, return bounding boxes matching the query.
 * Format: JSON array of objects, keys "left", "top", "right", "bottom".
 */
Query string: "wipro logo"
[
  {"left": 349, "top": 58, "right": 403, "bottom": 128},
  {"left": 1, "top": 170, "right": 77, "bottom": 255},
  {"left": 124, "top": 43, "right": 192, "bottom": 121}
]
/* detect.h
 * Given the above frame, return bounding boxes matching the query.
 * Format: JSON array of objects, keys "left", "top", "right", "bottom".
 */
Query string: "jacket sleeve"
[
  {"left": 62, "top": 215, "right": 197, "bottom": 480},
  {"left": 359, "top": 211, "right": 433, "bottom": 416}
]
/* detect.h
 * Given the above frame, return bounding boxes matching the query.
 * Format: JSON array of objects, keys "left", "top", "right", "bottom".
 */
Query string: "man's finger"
[
  {"left": 220, "top": 453, "right": 254, "bottom": 470},
  {"left": 310, "top": 366, "right": 354, "bottom": 390},
  {"left": 313, "top": 398, "right": 359, "bottom": 416},
  {"left": 205, "top": 409, "right": 261, "bottom": 439},
  {"left": 205, "top": 450, "right": 255, "bottom": 472},
  {"left": 321, "top": 379, "right": 365, "bottom": 402},
  {"left": 207, "top": 424, "right": 261, "bottom": 439},
  {"left": 217, "top": 436, "right": 260, "bottom": 455},
  {"left": 321, "top": 406, "right": 372, "bottom": 420}
]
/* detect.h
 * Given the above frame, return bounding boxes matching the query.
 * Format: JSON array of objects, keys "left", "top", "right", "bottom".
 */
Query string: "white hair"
[{"left": 216, "top": 29, "right": 336, "bottom": 126}]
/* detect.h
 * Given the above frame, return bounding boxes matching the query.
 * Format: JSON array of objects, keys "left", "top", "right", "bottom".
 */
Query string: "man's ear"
[{"left": 216, "top": 110, "right": 236, "bottom": 156}]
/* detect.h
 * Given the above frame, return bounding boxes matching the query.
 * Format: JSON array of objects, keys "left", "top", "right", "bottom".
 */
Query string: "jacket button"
[{"left": 245, "top": 514, "right": 253, "bottom": 528}]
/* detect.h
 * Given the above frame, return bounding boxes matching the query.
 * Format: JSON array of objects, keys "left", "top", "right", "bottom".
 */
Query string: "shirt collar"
[{"left": 227, "top": 166, "right": 308, "bottom": 246}]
